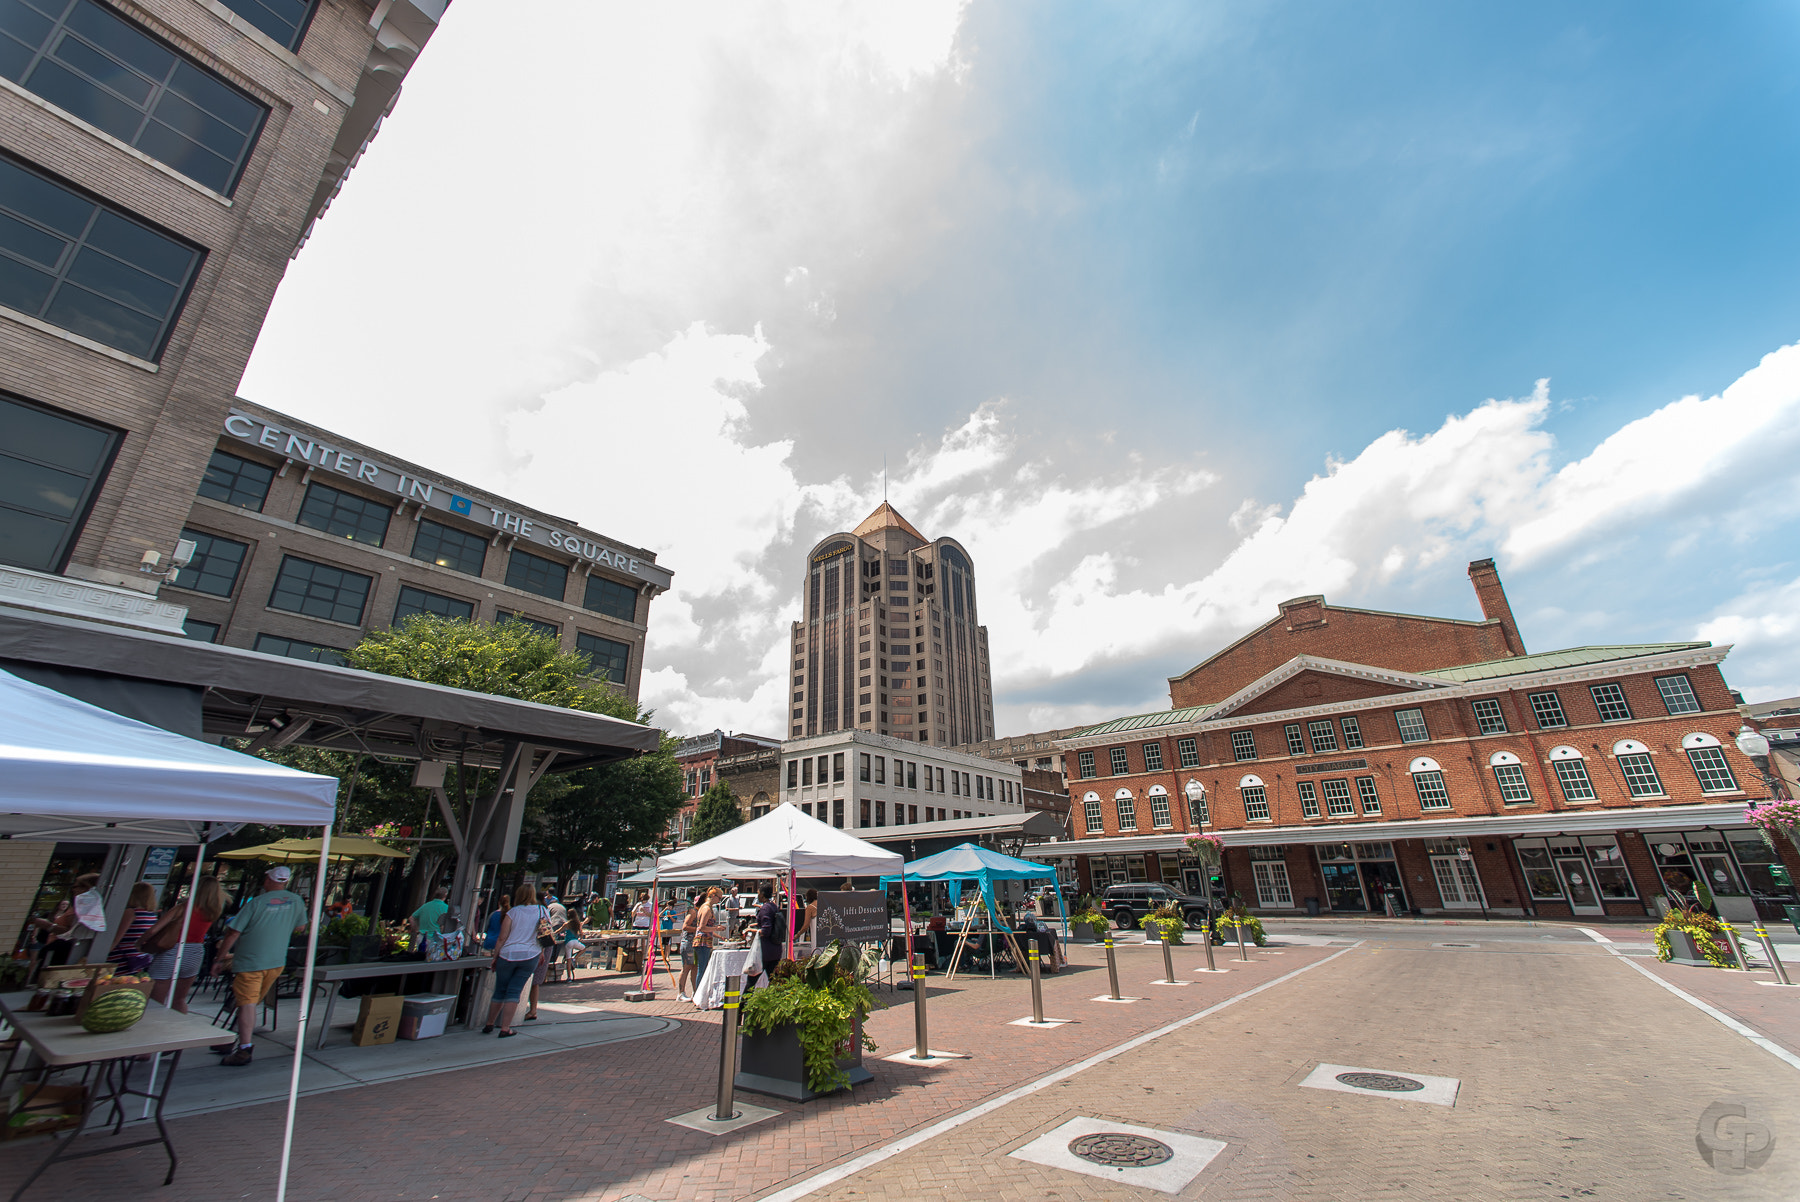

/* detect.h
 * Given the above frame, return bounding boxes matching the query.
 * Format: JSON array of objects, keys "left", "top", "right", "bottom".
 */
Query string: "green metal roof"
[
  {"left": 1069, "top": 704, "right": 1214, "bottom": 738},
  {"left": 1419, "top": 643, "right": 1710, "bottom": 683}
]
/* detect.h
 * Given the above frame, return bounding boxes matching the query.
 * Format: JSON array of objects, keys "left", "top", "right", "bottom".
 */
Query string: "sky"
[{"left": 242, "top": 1, "right": 1800, "bottom": 738}]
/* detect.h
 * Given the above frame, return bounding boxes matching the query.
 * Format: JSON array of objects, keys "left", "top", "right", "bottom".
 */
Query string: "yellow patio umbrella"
[{"left": 217, "top": 835, "right": 408, "bottom": 863}]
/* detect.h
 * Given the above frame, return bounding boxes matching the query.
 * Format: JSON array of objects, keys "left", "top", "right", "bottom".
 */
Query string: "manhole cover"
[
  {"left": 1068, "top": 1132, "right": 1175, "bottom": 1168},
  {"left": 1336, "top": 1071, "right": 1425, "bottom": 1092}
]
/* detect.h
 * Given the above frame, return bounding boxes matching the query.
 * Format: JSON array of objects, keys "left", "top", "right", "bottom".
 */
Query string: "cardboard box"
[
  {"left": 397, "top": 993, "right": 455, "bottom": 1040},
  {"left": 5, "top": 1084, "right": 85, "bottom": 1140},
  {"left": 352, "top": 994, "right": 404, "bottom": 1047}
]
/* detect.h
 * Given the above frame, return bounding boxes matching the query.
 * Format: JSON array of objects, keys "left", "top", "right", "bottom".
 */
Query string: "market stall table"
[
  {"left": 692, "top": 945, "right": 758, "bottom": 1010},
  {"left": 1, "top": 991, "right": 229, "bottom": 1200},
  {"left": 305, "top": 957, "right": 494, "bottom": 1049}
]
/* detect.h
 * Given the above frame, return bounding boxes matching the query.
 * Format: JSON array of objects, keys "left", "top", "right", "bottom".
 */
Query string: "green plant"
[
  {"left": 1146, "top": 901, "right": 1185, "bottom": 944},
  {"left": 322, "top": 913, "right": 370, "bottom": 946},
  {"left": 1651, "top": 905, "right": 1735, "bottom": 969},
  {"left": 1214, "top": 905, "right": 1266, "bottom": 947},
  {"left": 1069, "top": 894, "right": 1110, "bottom": 931},
  {"left": 738, "top": 941, "right": 882, "bottom": 1094},
  {"left": 0, "top": 960, "right": 28, "bottom": 990}
]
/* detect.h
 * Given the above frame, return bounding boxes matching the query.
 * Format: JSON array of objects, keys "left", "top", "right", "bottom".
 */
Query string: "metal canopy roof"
[
  {"left": 0, "top": 605, "right": 658, "bottom": 772},
  {"left": 1418, "top": 642, "right": 1712, "bottom": 683}
]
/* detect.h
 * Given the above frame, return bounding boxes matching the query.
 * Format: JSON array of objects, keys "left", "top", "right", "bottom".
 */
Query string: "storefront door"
[
  {"left": 1555, "top": 858, "right": 1603, "bottom": 915},
  {"left": 1360, "top": 861, "right": 1407, "bottom": 914},
  {"left": 1695, "top": 852, "right": 1752, "bottom": 920},
  {"left": 1321, "top": 863, "right": 1367, "bottom": 911},
  {"left": 1183, "top": 868, "right": 1204, "bottom": 895},
  {"left": 1430, "top": 856, "right": 1485, "bottom": 910}
]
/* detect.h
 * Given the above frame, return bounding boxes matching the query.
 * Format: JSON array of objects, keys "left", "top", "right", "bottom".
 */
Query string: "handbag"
[
  {"left": 535, "top": 908, "right": 557, "bottom": 949},
  {"left": 138, "top": 908, "right": 182, "bottom": 956}
]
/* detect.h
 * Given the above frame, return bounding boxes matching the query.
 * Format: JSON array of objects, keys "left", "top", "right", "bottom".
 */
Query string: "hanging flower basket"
[
  {"left": 1746, "top": 799, "right": 1800, "bottom": 856},
  {"left": 1185, "top": 833, "right": 1224, "bottom": 867}
]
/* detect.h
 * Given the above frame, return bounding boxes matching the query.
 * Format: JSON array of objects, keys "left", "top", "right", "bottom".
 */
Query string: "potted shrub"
[
  {"left": 1068, "top": 896, "right": 1108, "bottom": 943},
  {"left": 1652, "top": 904, "right": 1736, "bottom": 968},
  {"left": 1145, "top": 900, "right": 1185, "bottom": 944},
  {"left": 322, "top": 914, "right": 377, "bottom": 962},
  {"left": 736, "top": 941, "right": 882, "bottom": 1101},
  {"left": 1214, "top": 903, "right": 1267, "bottom": 948}
]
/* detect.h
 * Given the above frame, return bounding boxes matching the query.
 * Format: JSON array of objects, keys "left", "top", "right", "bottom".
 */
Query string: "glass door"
[
  {"left": 1320, "top": 863, "right": 1368, "bottom": 911},
  {"left": 1182, "top": 868, "right": 1204, "bottom": 895},
  {"left": 1430, "top": 856, "right": 1485, "bottom": 910},
  {"left": 1555, "top": 858, "right": 1602, "bottom": 914},
  {"left": 1360, "top": 861, "right": 1408, "bottom": 914}
]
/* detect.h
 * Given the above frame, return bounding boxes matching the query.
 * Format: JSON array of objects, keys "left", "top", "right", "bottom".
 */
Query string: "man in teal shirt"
[
  {"left": 213, "top": 866, "right": 308, "bottom": 1066},
  {"left": 410, "top": 886, "right": 450, "bottom": 956}
]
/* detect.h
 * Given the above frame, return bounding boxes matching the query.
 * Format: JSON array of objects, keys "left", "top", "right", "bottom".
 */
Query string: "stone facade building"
[
  {"left": 780, "top": 729, "right": 1024, "bottom": 831},
  {"left": 669, "top": 729, "right": 780, "bottom": 844}
]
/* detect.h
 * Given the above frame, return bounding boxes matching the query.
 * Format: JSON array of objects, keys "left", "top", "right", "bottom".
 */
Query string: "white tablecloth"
[{"left": 693, "top": 945, "right": 758, "bottom": 1010}]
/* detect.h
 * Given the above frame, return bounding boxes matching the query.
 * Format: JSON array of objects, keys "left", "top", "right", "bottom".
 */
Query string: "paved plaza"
[{"left": 2, "top": 921, "right": 1795, "bottom": 1201}]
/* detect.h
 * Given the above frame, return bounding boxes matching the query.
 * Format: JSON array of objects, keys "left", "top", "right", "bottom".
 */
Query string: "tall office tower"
[{"left": 790, "top": 502, "right": 995, "bottom": 747}]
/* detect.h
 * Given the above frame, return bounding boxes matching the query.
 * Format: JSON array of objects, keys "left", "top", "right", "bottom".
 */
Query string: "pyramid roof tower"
[{"left": 851, "top": 501, "right": 926, "bottom": 543}]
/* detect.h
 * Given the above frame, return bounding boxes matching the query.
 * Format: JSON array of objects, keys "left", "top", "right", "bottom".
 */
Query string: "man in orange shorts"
[{"left": 212, "top": 865, "right": 309, "bottom": 1066}]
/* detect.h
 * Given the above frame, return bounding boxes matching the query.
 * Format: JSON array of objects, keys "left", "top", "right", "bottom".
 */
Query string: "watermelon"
[{"left": 81, "top": 987, "right": 147, "bottom": 1033}]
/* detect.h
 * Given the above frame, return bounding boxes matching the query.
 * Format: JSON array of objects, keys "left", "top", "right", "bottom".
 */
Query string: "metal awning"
[{"left": 859, "top": 809, "right": 1067, "bottom": 845}]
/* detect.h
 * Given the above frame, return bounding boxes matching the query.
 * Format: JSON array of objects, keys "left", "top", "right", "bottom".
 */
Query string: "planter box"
[
  {"left": 736, "top": 1017, "right": 871, "bottom": 1102},
  {"left": 1070, "top": 923, "right": 1096, "bottom": 944},
  {"left": 1666, "top": 928, "right": 1734, "bottom": 968}
]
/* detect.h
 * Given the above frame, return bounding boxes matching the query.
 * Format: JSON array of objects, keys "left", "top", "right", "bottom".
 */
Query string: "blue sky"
[{"left": 243, "top": 2, "right": 1800, "bottom": 736}]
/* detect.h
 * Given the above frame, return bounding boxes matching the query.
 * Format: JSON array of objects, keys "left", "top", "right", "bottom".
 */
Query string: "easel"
[{"left": 943, "top": 883, "right": 1025, "bottom": 981}]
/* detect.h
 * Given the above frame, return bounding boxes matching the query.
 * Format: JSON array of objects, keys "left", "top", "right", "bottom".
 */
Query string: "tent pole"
[
  {"left": 166, "top": 835, "right": 205, "bottom": 1009},
  {"left": 786, "top": 869, "right": 796, "bottom": 962},
  {"left": 276, "top": 826, "right": 331, "bottom": 1202}
]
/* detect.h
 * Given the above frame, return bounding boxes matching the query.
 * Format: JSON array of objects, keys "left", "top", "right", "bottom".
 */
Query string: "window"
[
  {"left": 1527, "top": 691, "right": 1567, "bottom": 729},
  {"left": 181, "top": 617, "right": 218, "bottom": 642},
  {"left": 1686, "top": 746, "right": 1738, "bottom": 793},
  {"left": 1394, "top": 709, "right": 1429, "bottom": 743},
  {"left": 412, "top": 519, "right": 486, "bottom": 576},
  {"left": 297, "top": 482, "right": 389, "bottom": 547},
  {"left": 1142, "top": 742, "right": 1164, "bottom": 771},
  {"left": 1323, "top": 778, "right": 1355, "bottom": 816},
  {"left": 1492, "top": 764, "right": 1532, "bottom": 803},
  {"left": 1083, "top": 795, "right": 1104, "bottom": 833},
  {"left": 495, "top": 611, "right": 557, "bottom": 638},
  {"left": 1590, "top": 683, "right": 1632, "bottom": 722},
  {"left": 1355, "top": 776, "right": 1381, "bottom": 815},
  {"left": 1616, "top": 752, "right": 1663, "bottom": 797},
  {"left": 1242, "top": 784, "right": 1270, "bottom": 821},
  {"left": 252, "top": 632, "right": 346, "bottom": 666},
  {"left": 1077, "top": 750, "right": 1096, "bottom": 778},
  {"left": 1412, "top": 769, "right": 1450, "bottom": 810},
  {"left": 1656, "top": 675, "right": 1701, "bottom": 715},
  {"left": 833, "top": 753, "right": 845, "bottom": 783},
  {"left": 875, "top": 757, "right": 886, "bottom": 784},
  {"left": 0, "top": 154, "right": 201, "bottom": 359},
  {"left": 216, "top": 0, "right": 318, "bottom": 51},
  {"left": 1178, "top": 736, "right": 1201, "bottom": 768},
  {"left": 583, "top": 574, "right": 637, "bottom": 621},
  {"left": 906, "top": 761, "right": 917, "bottom": 789},
  {"left": 506, "top": 548, "right": 568, "bottom": 601},
  {"left": 197, "top": 449, "right": 271, "bottom": 511},
  {"left": 1188, "top": 789, "right": 1209, "bottom": 826},
  {"left": 1516, "top": 846, "right": 1564, "bottom": 901},
  {"left": 1297, "top": 780, "right": 1320, "bottom": 818},
  {"left": 1115, "top": 793, "right": 1137, "bottom": 830},
  {"left": 1339, "top": 716, "right": 1364, "bottom": 749},
  {"left": 857, "top": 753, "right": 870, "bottom": 783},
  {"left": 833, "top": 798, "right": 845, "bottom": 828},
  {"left": 787, "top": 760, "right": 798, "bottom": 789},
  {"left": 1109, "top": 747, "right": 1129, "bottom": 775},
  {"left": 1229, "top": 731, "right": 1256, "bottom": 762},
  {"left": 267, "top": 556, "right": 369, "bottom": 625},
  {"left": 1252, "top": 860, "right": 1293, "bottom": 908},
  {"left": 936, "top": 766, "right": 945, "bottom": 792},
  {"left": 1586, "top": 841, "right": 1638, "bottom": 900},
  {"left": 802, "top": 758, "right": 813, "bottom": 786},
  {"left": 1304, "top": 719, "right": 1337, "bottom": 754},
  {"left": 1471, "top": 699, "right": 1507, "bottom": 735},
  {"left": 1284, "top": 724, "right": 1306, "bottom": 756},
  {"left": 575, "top": 632, "right": 629, "bottom": 683},
  {"left": 1149, "top": 791, "right": 1171, "bottom": 828},
  {"left": 1, "top": 1, "right": 270, "bottom": 194},
  {"left": 1552, "top": 758, "right": 1596, "bottom": 802},
  {"left": 393, "top": 585, "right": 472, "bottom": 625},
  {"left": 170, "top": 528, "right": 245, "bottom": 596}
]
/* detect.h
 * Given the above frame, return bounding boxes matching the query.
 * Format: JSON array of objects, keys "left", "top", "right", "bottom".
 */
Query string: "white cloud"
[{"left": 1699, "top": 576, "right": 1800, "bottom": 703}]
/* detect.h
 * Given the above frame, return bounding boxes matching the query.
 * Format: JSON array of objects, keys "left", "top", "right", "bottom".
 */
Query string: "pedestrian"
[
  {"left": 675, "top": 890, "right": 710, "bottom": 1001},
  {"left": 107, "top": 881, "right": 160, "bottom": 972},
  {"left": 148, "top": 876, "right": 224, "bottom": 1012},
  {"left": 801, "top": 888, "right": 819, "bottom": 944},
  {"left": 211, "top": 866, "right": 309, "bottom": 1067},
  {"left": 631, "top": 891, "right": 654, "bottom": 929},
  {"left": 484, "top": 881, "right": 546, "bottom": 1037},
  {"left": 29, "top": 873, "right": 105, "bottom": 967},
  {"left": 483, "top": 894, "right": 511, "bottom": 952},
  {"left": 409, "top": 884, "right": 449, "bottom": 957},
  {"left": 755, "top": 884, "right": 786, "bottom": 975}
]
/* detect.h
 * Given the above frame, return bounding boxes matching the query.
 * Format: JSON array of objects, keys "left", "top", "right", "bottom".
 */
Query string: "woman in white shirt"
[{"left": 484, "top": 881, "right": 546, "bottom": 1037}]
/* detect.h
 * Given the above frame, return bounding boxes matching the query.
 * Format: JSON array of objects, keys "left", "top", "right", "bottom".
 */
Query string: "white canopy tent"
[
  {"left": 652, "top": 803, "right": 903, "bottom": 881},
  {"left": 0, "top": 666, "right": 337, "bottom": 1202}
]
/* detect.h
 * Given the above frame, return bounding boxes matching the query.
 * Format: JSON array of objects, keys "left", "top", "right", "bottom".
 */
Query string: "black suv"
[{"left": 1102, "top": 883, "right": 1213, "bottom": 930}]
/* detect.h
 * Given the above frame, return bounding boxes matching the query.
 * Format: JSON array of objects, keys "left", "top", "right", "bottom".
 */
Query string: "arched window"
[
  {"left": 1681, "top": 732, "right": 1739, "bottom": 793},
  {"left": 1547, "top": 745, "right": 1584, "bottom": 760},
  {"left": 1488, "top": 751, "right": 1530, "bottom": 803},
  {"left": 1613, "top": 741, "right": 1664, "bottom": 798},
  {"left": 1082, "top": 791, "right": 1104, "bottom": 835},
  {"left": 1146, "top": 785, "right": 1172, "bottom": 829},
  {"left": 1410, "top": 758, "right": 1450, "bottom": 810},
  {"left": 1547, "top": 746, "right": 1596, "bottom": 802},
  {"left": 1488, "top": 751, "right": 1521, "bottom": 766},
  {"left": 1239, "top": 774, "right": 1270, "bottom": 821},
  {"left": 1185, "top": 780, "right": 1209, "bottom": 826},
  {"left": 1114, "top": 788, "right": 1138, "bottom": 831}
]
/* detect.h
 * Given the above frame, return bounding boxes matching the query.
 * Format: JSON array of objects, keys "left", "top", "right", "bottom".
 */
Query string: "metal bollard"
[
  {"left": 1161, "top": 936, "right": 1178, "bottom": 984},
  {"left": 1752, "top": 924, "right": 1792, "bottom": 985},
  {"left": 1721, "top": 922, "right": 1750, "bottom": 971},
  {"left": 1028, "top": 946, "right": 1045, "bottom": 1023},
  {"left": 1236, "top": 921, "right": 1249, "bottom": 962},
  {"left": 909, "top": 958, "right": 932, "bottom": 1058},
  {"left": 711, "top": 975, "right": 742, "bottom": 1122},
  {"left": 1104, "top": 934, "right": 1122, "bottom": 1000},
  {"left": 1202, "top": 923, "right": 1217, "bottom": 971}
]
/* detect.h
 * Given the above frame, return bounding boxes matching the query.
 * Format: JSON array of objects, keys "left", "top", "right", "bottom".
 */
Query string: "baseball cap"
[{"left": 266, "top": 865, "right": 292, "bottom": 883}]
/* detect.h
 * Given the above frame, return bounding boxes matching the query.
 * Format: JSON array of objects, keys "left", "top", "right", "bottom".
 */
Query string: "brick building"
[
  {"left": 962, "top": 725, "right": 1089, "bottom": 780},
  {"left": 668, "top": 729, "right": 780, "bottom": 844},
  {"left": 1035, "top": 561, "right": 1799, "bottom": 922}
]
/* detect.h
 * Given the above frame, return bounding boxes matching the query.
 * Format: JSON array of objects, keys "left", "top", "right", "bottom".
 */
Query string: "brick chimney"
[{"left": 1467, "top": 559, "right": 1524, "bottom": 655}]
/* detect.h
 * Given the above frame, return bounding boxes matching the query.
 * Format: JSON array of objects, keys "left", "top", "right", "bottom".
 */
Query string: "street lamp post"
[{"left": 1736, "top": 726, "right": 1787, "bottom": 798}]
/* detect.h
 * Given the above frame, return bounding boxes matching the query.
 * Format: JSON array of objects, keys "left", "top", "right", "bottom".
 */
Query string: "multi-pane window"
[
  {"left": 1492, "top": 764, "right": 1532, "bottom": 803},
  {"left": 1297, "top": 781, "right": 1320, "bottom": 818},
  {"left": 1686, "top": 747, "right": 1739, "bottom": 793},
  {"left": 1552, "top": 758, "right": 1596, "bottom": 802},
  {"left": 1339, "top": 716, "right": 1364, "bottom": 749},
  {"left": 1251, "top": 860, "right": 1293, "bottom": 907},
  {"left": 1242, "top": 785, "right": 1270, "bottom": 821},
  {"left": 1306, "top": 720, "right": 1338, "bottom": 754},
  {"left": 1323, "top": 778, "right": 1355, "bottom": 816},
  {"left": 1355, "top": 776, "right": 1381, "bottom": 814},
  {"left": 583, "top": 574, "right": 637, "bottom": 621},
  {"left": 0, "top": 154, "right": 201, "bottom": 359},
  {"left": 1471, "top": 699, "right": 1507, "bottom": 735},
  {"left": 412, "top": 518, "right": 486, "bottom": 576},
  {"left": 393, "top": 585, "right": 473, "bottom": 625},
  {"left": 1084, "top": 797, "right": 1103, "bottom": 834},
  {"left": 297, "top": 482, "right": 389, "bottom": 546},
  {"left": 1142, "top": 742, "right": 1164, "bottom": 771},
  {"left": 1109, "top": 747, "right": 1130, "bottom": 775},
  {"left": 1395, "top": 709, "right": 1429, "bottom": 743},
  {"left": 1284, "top": 724, "right": 1306, "bottom": 756},
  {"left": 575, "top": 632, "right": 629, "bottom": 683},
  {"left": 181, "top": 617, "right": 217, "bottom": 642},
  {"left": 1149, "top": 792, "right": 1172, "bottom": 828},
  {"left": 496, "top": 611, "right": 557, "bottom": 637},
  {"left": 1412, "top": 769, "right": 1451, "bottom": 810},
  {"left": 267, "top": 556, "right": 370, "bottom": 625},
  {"left": 170, "top": 528, "right": 245, "bottom": 596},
  {"left": 859, "top": 753, "right": 871, "bottom": 783},
  {"left": 1527, "top": 691, "right": 1567, "bottom": 729},
  {"left": 1230, "top": 730, "right": 1257, "bottom": 762},
  {"left": 196, "top": 449, "right": 271, "bottom": 510},
  {"left": 1077, "top": 750, "right": 1096, "bottom": 778},
  {"left": 506, "top": 548, "right": 568, "bottom": 601},
  {"left": 1590, "top": 683, "right": 1633, "bottom": 722},
  {"left": 1188, "top": 790, "right": 1209, "bottom": 825},
  {"left": 0, "top": 2, "right": 269, "bottom": 195},
  {"left": 1115, "top": 794, "right": 1136, "bottom": 830},
  {"left": 1656, "top": 675, "right": 1701, "bottom": 715},
  {"left": 216, "top": 0, "right": 318, "bottom": 52},
  {"left": 252, "top": 632, "right": 345, "bottom": 666},
  {"left": 1616, "top": 752, "right": 1664, "bottom": 797}
]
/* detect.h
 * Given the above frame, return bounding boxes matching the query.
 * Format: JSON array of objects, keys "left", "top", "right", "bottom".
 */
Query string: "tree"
[
  {"left": 526, "top": 736, "right": 686, "bottom": 888},
  {"left": 689, "top": 780, "right": 744, "bottom": 845}
]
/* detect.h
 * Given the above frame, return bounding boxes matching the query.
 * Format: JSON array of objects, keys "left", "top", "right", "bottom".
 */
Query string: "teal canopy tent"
[{"left": 879, "top": 843, "right": 1071, "bottom": 975}]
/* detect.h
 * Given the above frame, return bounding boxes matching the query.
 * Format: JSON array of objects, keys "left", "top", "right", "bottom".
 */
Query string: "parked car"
[{"left": 1102, "top": 883, "right": 1212, "bottom": 930}]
